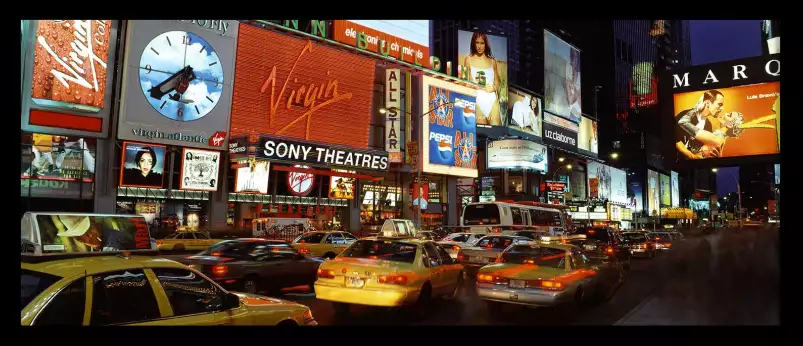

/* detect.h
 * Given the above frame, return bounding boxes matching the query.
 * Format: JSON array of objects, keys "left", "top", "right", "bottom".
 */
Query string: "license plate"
[
  {"left": 474, "top": 256, "right": 489, "bottom": 263},
  {"left": 345, "top": 276, "right": 365, "bottom": 288},
  {"left": 509, "top": 280, "right": 525, "bottom": 289},
  {"left": 583, "top": 245, "right": 596, "bottom": 250}
]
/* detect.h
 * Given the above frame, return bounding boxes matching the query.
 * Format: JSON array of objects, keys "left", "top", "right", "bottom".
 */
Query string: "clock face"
[{"left": 139, "top": 31, "right": 223, "bottom": 122}]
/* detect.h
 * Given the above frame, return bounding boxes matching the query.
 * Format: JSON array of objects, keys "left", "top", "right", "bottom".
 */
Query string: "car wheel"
[
  {"left": 242, "top": 276, "right": 259, "bottom": 294},
  {"left": 276, "top": 319, "right": 298, "bottom": 326},
  {"left": 172, "top": 244, "right": 185, "bottom": 252},
  {"left": 410, "top": 283, "right": 432, "bottom": 320},
  {"left": 574, "top": 286, "right": 587, "bottom": 309},
  {"left": 332, "top": 302, "right": 351, "bottom": 315}
]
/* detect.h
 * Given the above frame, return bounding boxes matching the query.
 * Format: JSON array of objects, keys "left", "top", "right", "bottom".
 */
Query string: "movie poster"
[
  {"left": 180, "top": 148, "right": 221, "bottom": 191},
  {"left": 647, "top": 170, "right": 659, "bottom": 216},
  {"left": 119, "top": 141, "right": 166, "bottom": 188}
]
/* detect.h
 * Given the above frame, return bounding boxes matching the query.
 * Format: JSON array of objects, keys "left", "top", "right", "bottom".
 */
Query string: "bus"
[{"left": 461, "top": 201, "right": 570, "bottom": 236}]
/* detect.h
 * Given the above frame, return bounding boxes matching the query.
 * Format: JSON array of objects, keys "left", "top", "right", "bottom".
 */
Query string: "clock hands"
[{"left": 148, "top": 66, "right": 197, "bottom": 103}]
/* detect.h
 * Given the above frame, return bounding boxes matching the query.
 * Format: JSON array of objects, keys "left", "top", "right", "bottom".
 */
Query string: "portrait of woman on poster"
[
  {"left": 464, "top": 32, "right": 501, "bottom": 126},
  {"left": 122, "top": 146, "right": 163, "bottom": 187},
  {"left": 565, "top": 49, "right": 582, "bottom": 118}
]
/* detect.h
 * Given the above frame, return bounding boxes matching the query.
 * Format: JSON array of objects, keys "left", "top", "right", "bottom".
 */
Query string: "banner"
[
  {"left": 234, "top": 161, "right": 270, "bottom": 194},
  {"left": 577, "top": 116, "right": 599, "bottom": 156},
  {"left": 385, "top": 69, "right": 402, "bottom": 162},
  {"left": 589, "top": 177, "right": 599, "bottom": 199},
  {"left": 259, "top": 136, "right": 388, "bottom": 171},
  {"left": 458, "top": 30, "right": 509, "bottom": 131},
  {"left": 486, "top": 139, "right": 548, "bottom": 171},
  {"left": 21, "top": 134, "right": 96, "bottom": 183},
  {"left": 180, "top": 148, "right": 221, "bottom": 191},
  {"left": 507, "top": 88, "right": 542, "bottom": 140},
  {"left": 660, "top": 173, "right": 671, "bottom": 206},
  {"left": 544, "top": 30, "right": 582, "bottom": 123},
  {"left": 671, "top": 171, "right": 680, "bottom": 207}
]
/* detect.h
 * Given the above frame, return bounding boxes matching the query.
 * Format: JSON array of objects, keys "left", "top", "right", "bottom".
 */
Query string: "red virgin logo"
[{"left": 209, "top": 131, "right": 227, "bottom": 147}]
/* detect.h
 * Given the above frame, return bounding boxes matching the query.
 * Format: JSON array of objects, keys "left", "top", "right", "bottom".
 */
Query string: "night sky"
[{"left": 689, "top": 20, "right": 763, "bottom": 197}]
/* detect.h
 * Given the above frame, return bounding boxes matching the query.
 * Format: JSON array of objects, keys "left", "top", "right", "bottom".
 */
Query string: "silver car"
[{"left": 460, "top": 235, "right": 531, "bottom": 271}]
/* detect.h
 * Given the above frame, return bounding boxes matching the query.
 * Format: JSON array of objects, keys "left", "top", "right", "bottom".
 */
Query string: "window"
[
  {"left": 324, "top": 234, "right": 333, "bottom": 244},
  {"left": 293, "top": 232, "right": 326, "bottom": 244},
  {"left": 151, "top": 268, "right": 223, "bottom": 317},
  {"left": 195, "top": 233, "right": 210, "bottom": 240},
  {"left": 530, "top": 210, "right": 548, "bottom": 225},
  {"left": 90, "top": 269, "right": 161, "bottom": 325},
  {"left": 21, "top": 269, "right": 62, "bottom": 311},
  {"left": 200, "top": 241, "right": 260, "bottom": 260},
  {"left": 341, "top": 240, "right": 418, "bottom": 263},
  {"left": 423, "top": 242, "right": 441, "bottom": 266},
  {"left": 435, "top": 244, "right": 454, "bottom": 264},
  {"left": 462, "top": 204, "right": 501, "bottom": 225},
  {"left": 342, "top": 233, "right": 358, "bottom": 241},
  {"left": 34, "top": 278, "right": 85, "bottom": 325},
  {"left": 511, "top": 208, "right": 524, "bottom": 225},
  {"left": 444, "top": 233, "right": 469, "bottom": 243},
  {"left": 548, "top": 212, "right": 563, "bottom": 226},
  {"left": 502, "top": 246, "right": 567, "bottom": 269},
  {"left": 580, "top": 228, "right": 611, "bottom": 242},
  {"left": 328, "top": 233, "right": 348, "bottom": 245},
  {"left": 475, "top": 236, "right": 516, "bottom": 250},
  {"left": 251, "top": 243, "right": 296, "bottom": 261}
]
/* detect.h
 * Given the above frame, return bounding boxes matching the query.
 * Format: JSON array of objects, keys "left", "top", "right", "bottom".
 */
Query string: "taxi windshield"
[
  {"left": 501, "top": 245, "right": 568, "bottom": 269},
  {"left": 475, "top": 236, "right": 516, "bottom": 249},
  {"left": 21, "top": 269, "right": 62, "bottom": 311},
  {"left": 340, "top": 240, "right": 418, "bottom": 263}
]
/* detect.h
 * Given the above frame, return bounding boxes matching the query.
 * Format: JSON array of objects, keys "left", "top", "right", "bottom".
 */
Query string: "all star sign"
[{"left": 385, "top": 69, "right": 402, "bottom": 163}]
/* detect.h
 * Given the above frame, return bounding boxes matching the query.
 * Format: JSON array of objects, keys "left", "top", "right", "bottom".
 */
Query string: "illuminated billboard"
[
  {"left": 647, "top": 169, "right": 659, "bottom": 216},
  {"left": 671, "top": 171, "right": 680, "bottom": 207},
  {"left": 631, "top": 62, "right": 658, "bottom": 109},
  {"left": 119, "top": 141, "right": 166, "bottom": 189},
  {"left": 660, "top": 173, "right": 671, "bottom": 206},
  {"left": 234, "top": 161, "right": 270, "bottom": 194},
  {"left": 458, "top": 30, "right": 508, "bottom": 130},
  {"left": 775, "top": 163, "right": 780, "bottom": 184},
  {"left": 577, "top": 116, "right": 598, "bottom": 156},
  {"left": 21, "top": 20, "right": 119, "bottom": 137},
  {"left": 179, "top": 148, "right": 221, "bottom": 192},
  {"left": 486, "top": 139, "right": 548, "bottom": 172},
  {"left": 587, "top": 162, "right": 627, "bottom": 204},
  {"left": 230, "top": 23, "right": 376, "bottom": 149},
  {"left": 421, "top": 76, "right": 478, "bottom": 178},
  {"left": 673, "top": 82, "right": 780, "bottom": 159},
  {"left": 333, "top": 20, "right": 430, "bottom": 67},
  {"left": 544, "top": 30, "right": 581, "bottom": 123},
  {"left": 507, "top": 88, "right": 542, "bottom": 140}
]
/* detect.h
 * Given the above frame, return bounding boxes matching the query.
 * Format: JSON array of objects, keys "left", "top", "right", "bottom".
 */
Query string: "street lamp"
[
  {"left": 713, "top": 168, "right": 742, "bottom": 226},
  {"left": 610, "top": 153, "right": 619, "bottom": 159},
  {"left": 553, "top": 164, "right": 572, "bottom": 180},
  {"left": 379, "top": 101, "right": 457, "bottom": 229},
  {"left": 558, "top": 157, "right": 565, "bottom": 162}
]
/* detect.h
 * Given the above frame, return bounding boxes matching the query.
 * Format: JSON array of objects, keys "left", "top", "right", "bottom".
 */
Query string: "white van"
[
  {"left": 461, "top": 201, "right": 568, "bottom": 236},
  {"left": 21, "top": 212, "right": 155, "bottom": 255}
]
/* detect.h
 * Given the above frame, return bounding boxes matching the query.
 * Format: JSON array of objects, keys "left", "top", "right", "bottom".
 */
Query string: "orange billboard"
[
  {"left": 333, "top": 20, "right": 431, "bottom": 68},
  {"left": 231, "top": 24, "right": 376, "bottom": 149},
  {"left": 30, "top": 20, "right": 112, "bottom": 112},
  {"left": 673, "top": 82, "right": 780, "bottom": 159}
]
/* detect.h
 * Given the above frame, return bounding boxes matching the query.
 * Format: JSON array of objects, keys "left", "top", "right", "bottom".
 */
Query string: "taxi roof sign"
[{"left": 21, "top": 212, "right": 155, "bottom": 255}]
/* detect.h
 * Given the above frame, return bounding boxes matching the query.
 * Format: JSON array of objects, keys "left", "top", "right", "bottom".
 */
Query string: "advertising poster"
[
  {"left": 544, "top": 30, "right": 582, "bottom": 123},
  {"left": 119, "top": 141, "right": 166, "bottom": 188},
  {"left": 660, "top": 174, "right": 671, "bottom": 206},
  {"left": 231, "top": 23, "right": 376, "bottom": 149},
  {"left": 570, "top": 170, "right": 586, "bottom": 201},
  {"left": 458, "top": 30, "right": 508, "bottom": 129},
  {"left": 577, "top": 116, "right": 599, "bottom": 156},
  {"left": 546, "top": 181, "right": 567, "bottom": 204},
  {"left": 234, "top": 160, "right": 270, "bottom": 194},
  {"left": 329, "top": 172, "right": 356, "bottom": 200},
  {"left": 647, "top": 170, "right": 659, "bottom": 216},
  {"left": 385, "top": 69, "right": 402, "bottom": 162},
  {"left": 179, "top": 148, "right": 220, "bottom": 191},
  {"left": 421, "top": 76, "right": 478, "bottom": 178},
  {"left": 33, "top": 214, "right": 150, "bottom": 253},
  {"left": 287, "top": 165, "right": 315, "bottom": 196},
  {"left": 631, "top": 62, "right": 658, "bottom": 109},
  {"left": 543, "top": 122, "right": 578, "bottom": 152},
  {"left": 486, "top": 139, "right": 548, "bottom": 171},
  {"left": 609, "top": 167, "right": 628, "bottom": 205},
  {"left": 332, "top": 20, "right": 430, "bottom": 67},
  {"left": 631, "top": 182, "right": 644, "bottom": 213},
  {"left": 21, "top": 133, "right": 96, "bottom": 182},
  {"left": 671, "top": 171, "right": 680, "bottom": 207},
  {"left": 411, "top": 182, "right": 429, "bottom": 210},
  {"left": 507, "top": 88, "right": 542, "bottom": 139},
  {"left": 673, "top": 86, "right": 780, "bottom": 159},
  {"left": 21, "top": 20, "right": 119, "bottom": 137},
  {"left": 117, "top": 20, "right": 239, "bottom": 150},
  {"left": 587, "top": 162, "right": 613, "bottom": 201},
  {"left": 589, "top": 177, "right": 599, "bottom": 199}
]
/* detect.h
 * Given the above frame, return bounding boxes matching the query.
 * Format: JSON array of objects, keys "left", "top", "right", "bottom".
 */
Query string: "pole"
[{"left": 736, "top": 181, "right": 742, "bottom": 227}]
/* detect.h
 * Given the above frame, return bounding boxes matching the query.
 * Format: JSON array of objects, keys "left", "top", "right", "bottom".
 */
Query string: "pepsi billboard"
[{"left": 421, "top": 76, "right": 478, "bottom": 178}]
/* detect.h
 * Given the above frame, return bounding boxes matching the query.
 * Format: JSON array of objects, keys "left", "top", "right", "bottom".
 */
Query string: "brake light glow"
[
  {"left": 523, "top": 259, "right": 535, "bottom": 264},
  {"left": 297, "top": 248, "right": 311, "bottom": 254},
  {"left": 663, "top": 243, "right": 672, "bottom": 247},
  {"left": 317, "top": 268, "right": 336, "bottom": 279},
  {"left": 605, "top": 247, "right": 615, "bottom": 254},
  {"left": 495, "top": 257, "right": 505, "bottom": 263},
  {"left": 525, "top": 280, "right": 565, "bottom": 290},
  {"left": 212, "top": 265, "right": 228, "bottom": 276},
  {"left": 588, "top": 230, "right": 596, "bottom": 234},
  {"left": 156, "top": 241, "right": 163, "bottom": 246},
  {"left": 477, "top": 274, "right": 508, "bottom": 285},
  {"left": 378, "top": 274, "right": 408, "bottom": 285},
  {"left": 210, "top": 252, "right": 222, "bottom": 257},
  {"left": 454, "top": 246, "right": 461, "bottom": 252},
  {"left": 457, "top": 252, "right": 465, "bottom": 261}
]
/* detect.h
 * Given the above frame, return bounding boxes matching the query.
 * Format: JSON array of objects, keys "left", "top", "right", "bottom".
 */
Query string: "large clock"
[{"left": 139, "top": 31, "right": 223, "bottom": 122}]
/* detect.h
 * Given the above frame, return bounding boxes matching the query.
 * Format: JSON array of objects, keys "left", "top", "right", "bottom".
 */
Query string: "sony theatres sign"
[
  {"left": 260, "top": 137, "right": 389, "bottom": 171},
  {"left": 670, "top": 54, "right": 780, "bottom": 91}
]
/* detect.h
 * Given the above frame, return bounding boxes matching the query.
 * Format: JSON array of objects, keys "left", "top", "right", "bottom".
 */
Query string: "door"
[
  {"left": 435, "top": 243, "right": 461, "bottom": 292},
  {"left": 251, "top": 243, "right": 297, "bottom": 289},
  {"left": 422, "top": 242, "right": 447, "bottom": 296},
  {"left": 28, "top": 277, "right": 87, "bottom": 325},
  {"left": 146, "top": 268, "right": 233, "bottom": 325},
  {"left": 331, "top": 233, "right": 352, "bottom": 253},
  {"left": 87, "top": 269, "right": 167, "bottom": 326}
]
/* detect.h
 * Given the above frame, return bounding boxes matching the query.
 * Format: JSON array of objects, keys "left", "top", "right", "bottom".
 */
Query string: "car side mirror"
[{"left": 222, "top": 293, "right": 240, "bottom": 310}]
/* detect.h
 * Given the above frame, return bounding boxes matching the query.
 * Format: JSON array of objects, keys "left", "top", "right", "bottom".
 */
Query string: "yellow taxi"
[
  {"left": 475, "top": 237, "right": 625, "bottom": 313},
  {"left": 21, "top": 252, "right": 317, "bottom": 326},
  {"left": 291, "top": 231, "right": 358, "bottom": 259},
  {"left": 314, "top": 236, "right": 464, "bottom": 314},
  {"left": 21, "top": 211, "right": 316, "bottom": 326},
  {"left": 156, "top": 229, "right": 224, "bottom": 252}
]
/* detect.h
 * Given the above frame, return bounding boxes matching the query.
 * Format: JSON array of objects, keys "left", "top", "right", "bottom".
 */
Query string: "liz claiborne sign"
[{"left": 259, "top": 137, "right": 389, "bottom": 171}]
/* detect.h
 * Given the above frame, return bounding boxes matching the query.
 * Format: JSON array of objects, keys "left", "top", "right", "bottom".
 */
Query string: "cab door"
[
  {"left": 422, "top": 242, "right": 448, "bottom": 296},
  {"left": 330, "top": 232, "right": 352, "bottom": 253}
]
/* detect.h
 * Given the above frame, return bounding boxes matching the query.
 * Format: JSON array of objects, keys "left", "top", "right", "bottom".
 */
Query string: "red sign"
[
  {"left": 231, "top": 24, "right": 376, "bottom": 149},
  {"left": 332, "top": 21, "right": 431, "bottom": 68},
  {"left": 545, "top": 181, "right": 567, "bottom": 193},
  {"left": 209, "top": 131, "right": 227, "bottom": 147},
  {"left": 288, "top": 165, "right": 315, "bottom": 196},
  {"left": 410, "top": 182, "right": 429, "bottom": 209}
]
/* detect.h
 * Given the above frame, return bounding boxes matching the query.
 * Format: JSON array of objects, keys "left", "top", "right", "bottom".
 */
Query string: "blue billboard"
[{"left": 426, "top": 85, "right": 477, "bottom": 170}]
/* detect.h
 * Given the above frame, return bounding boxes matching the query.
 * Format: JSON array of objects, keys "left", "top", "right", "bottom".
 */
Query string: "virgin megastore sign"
[{"left": 259, "top": 137, "right": 388, "bottom": 171}]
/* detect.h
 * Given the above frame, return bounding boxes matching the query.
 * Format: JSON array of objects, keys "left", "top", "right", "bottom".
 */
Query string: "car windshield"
[
  {"left": 579, "top": 228, "right": 610, "bottom": 242},
  {"left": 294, "top": 232, "right": 326, "bottom": 244},
  {"left": 501, "top": 245, "right": 568, "bottom": 269},
  {"left": 340, "top": 240, "right": 418, "bottom": 263},
  {"left": 475, "top": 236, "right": 519, "bottom": 249},
  {"left": 21, "top": 269, "right": 62, "bottom": 311},
  {"left": 444, "top": 234, "right": 470, "bottom": 242}
]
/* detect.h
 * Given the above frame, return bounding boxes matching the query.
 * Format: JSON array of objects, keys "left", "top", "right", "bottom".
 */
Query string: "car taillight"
[
  {"left": 378, "top": 274, "right": 408, "bottom": 285},
  {"left": 523, "top": 259, "right": 535, "bottom": 264},
  {"left": 664, "top": 243, "right": 672, "bottom": 247},
  {"left": 210, "top": 252, "right": 222, "bottom": 257},
  {"left": 212, "top": 265, "right": 228, "bottom": 276},
  {"left": 453, "top": 245, "right": 461, "bottom": 252},
  {"left": 525, "top": 280, "right": 565, "bottom": 290},
  {"left": 317, "top": 268, "right": 335, "bottom": 279},
  {"left": 605, "top": 247, "right": 615, "bottom": 254},
  {"left": 477, "top": 274, "right": 508, "bottom": 284},
  {"left": 156, "top": 241, "right": 163, "bottom": 246},
  {"left": 298, "top": 248, "right": 310, "bottom": 254},
  {"left": 457, "top": 252, "right": 465, "bottom": 262}
]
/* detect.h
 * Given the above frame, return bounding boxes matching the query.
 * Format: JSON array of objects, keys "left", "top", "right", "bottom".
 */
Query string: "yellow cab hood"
[
  {"left": 229, "top": 292, "right": 310, "bottom": 325},
  {"left": 478, "top": 263, "right": 567, "bottom": 281}
]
